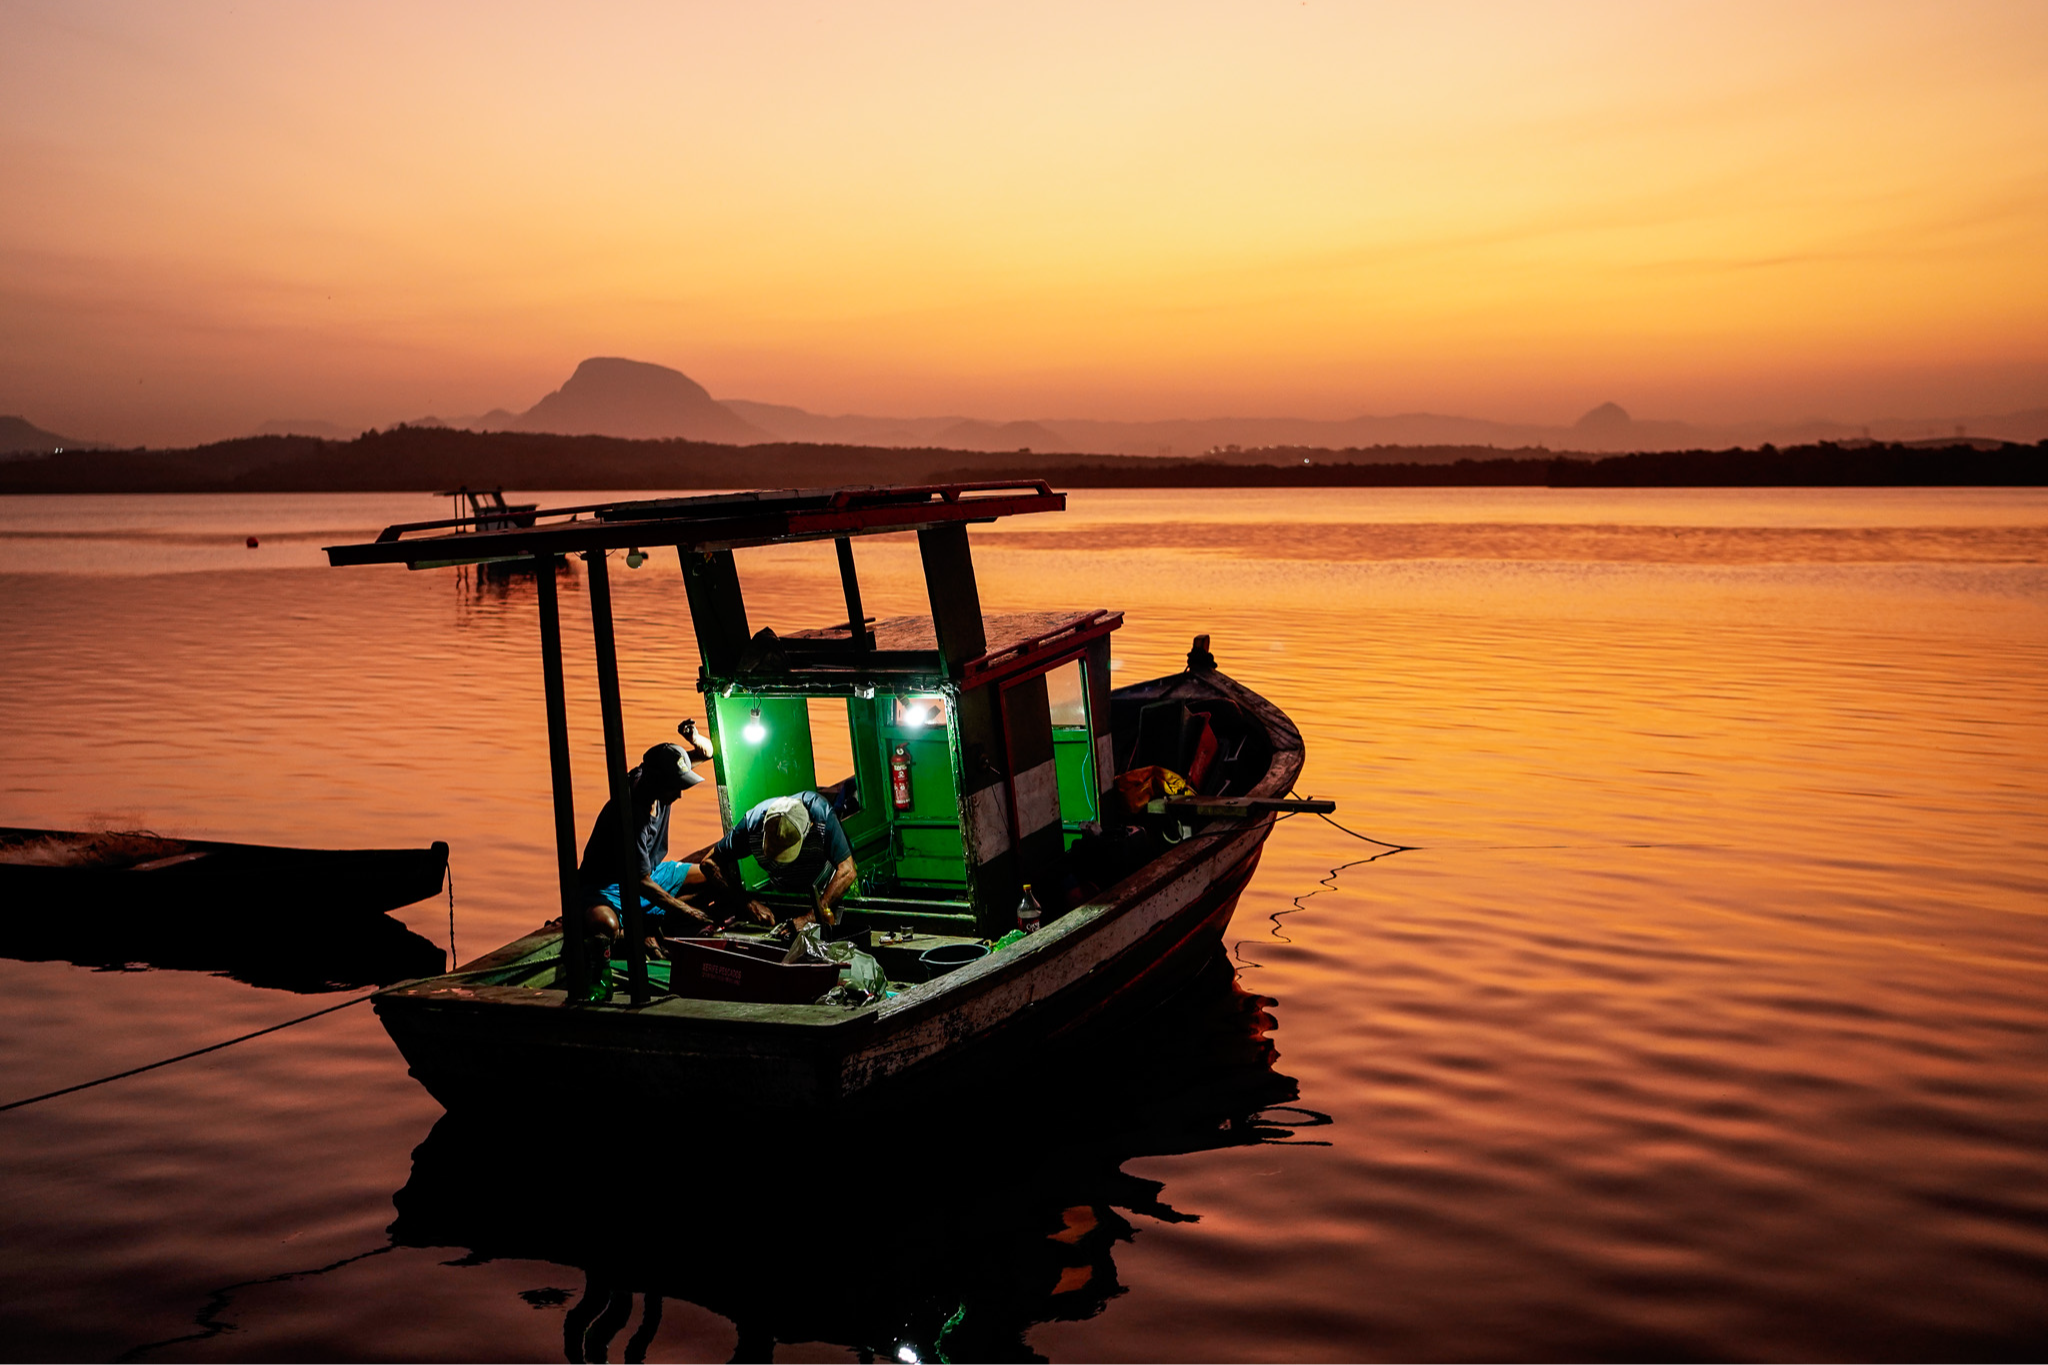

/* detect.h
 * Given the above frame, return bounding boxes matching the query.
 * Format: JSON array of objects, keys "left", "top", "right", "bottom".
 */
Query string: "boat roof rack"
[{"left": 325, "top": 481, "right": 1062, "bottom": 569}]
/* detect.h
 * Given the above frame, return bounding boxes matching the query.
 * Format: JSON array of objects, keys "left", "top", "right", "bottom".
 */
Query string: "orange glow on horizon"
[{"left": 1, "top": 0, "right": 2044, "bottom": 446}]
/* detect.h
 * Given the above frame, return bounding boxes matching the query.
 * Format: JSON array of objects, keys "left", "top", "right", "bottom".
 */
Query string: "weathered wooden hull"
[
  {"left": 0, "top": 828, "right": 449, "bottom": 918},
  {"left": 374, "top": 666, "right": 1302, "bottom": 1112},
  {"left": 0, "top": 829, "right": 451, "bottom": 990}
]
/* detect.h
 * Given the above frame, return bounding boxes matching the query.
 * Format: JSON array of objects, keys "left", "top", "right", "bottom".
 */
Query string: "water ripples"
[{"left": 2, "top": 488, "right": 2044, "bottom": 1359}]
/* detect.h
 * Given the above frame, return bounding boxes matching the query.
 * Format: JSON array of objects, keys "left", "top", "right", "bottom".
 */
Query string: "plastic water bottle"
[{"left": 1017, "top": 884, "right": 1043, "bottom": 934}]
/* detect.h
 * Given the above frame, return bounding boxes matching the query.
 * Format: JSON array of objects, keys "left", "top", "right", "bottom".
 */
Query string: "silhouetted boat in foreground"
[
  {"left": 0, "top": 827, "right": 448, "bottom": 917},
  {"left": 325, "top": 484, "right": 1329, "bottom": 1111},
  {"left": 0, "top": 828, "right": 450, "bottom": 990}
]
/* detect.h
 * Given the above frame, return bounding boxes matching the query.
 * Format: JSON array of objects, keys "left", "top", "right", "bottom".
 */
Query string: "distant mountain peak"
[
  {"left": 1575, "top": 402, "right": 1632, "bottom": 429},
  {"left": 518, "top": 357, "right": 765, "bottom": 443},
  {"left": 0, "top": 414, "right": 101, "bottom": 456}
]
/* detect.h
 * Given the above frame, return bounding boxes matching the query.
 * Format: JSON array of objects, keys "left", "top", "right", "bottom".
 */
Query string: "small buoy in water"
[{"left": 245, "top": 536, "right": 259, "bottom": 548}]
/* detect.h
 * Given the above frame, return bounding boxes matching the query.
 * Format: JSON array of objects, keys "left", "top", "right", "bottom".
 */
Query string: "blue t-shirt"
[{"left": 712, "top": 791, "right": 852, "bottom": 893}]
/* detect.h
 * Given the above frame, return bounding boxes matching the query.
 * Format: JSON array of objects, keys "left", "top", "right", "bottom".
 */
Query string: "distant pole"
[
  {"left": 586, "top": 549, "right": 649, "bottom": 1007},
  {"left": 534, "top": 552, "right": 586, "bottom": 1001}
]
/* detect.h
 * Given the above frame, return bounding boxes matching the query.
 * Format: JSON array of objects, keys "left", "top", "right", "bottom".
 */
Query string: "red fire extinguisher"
[{"left": 890, "top": 743, "right": 913, "bottom": 811}]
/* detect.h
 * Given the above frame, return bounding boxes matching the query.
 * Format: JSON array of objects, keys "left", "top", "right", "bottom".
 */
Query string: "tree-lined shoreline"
[{"left": 0, "top": 424, "right": 2040, "bottom": 494}]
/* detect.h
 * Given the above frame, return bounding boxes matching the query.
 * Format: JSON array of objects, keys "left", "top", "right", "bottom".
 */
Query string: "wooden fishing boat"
[
  {"left": 324, "top": 483, "right": 1329, "bottom": 1112},
  {"left": 0, "top": 827, "right": 448, "bottom": 917}
]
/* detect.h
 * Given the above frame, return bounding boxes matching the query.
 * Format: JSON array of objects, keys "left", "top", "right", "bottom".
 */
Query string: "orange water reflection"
[{"left": 0, "top": 488, "right": 2043, "bottom": 1359}]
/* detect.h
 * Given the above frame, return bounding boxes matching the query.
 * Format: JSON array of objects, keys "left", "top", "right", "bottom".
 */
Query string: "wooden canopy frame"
[{"left": 323, "top": 482, "right": 1070, "bottom": 1007}]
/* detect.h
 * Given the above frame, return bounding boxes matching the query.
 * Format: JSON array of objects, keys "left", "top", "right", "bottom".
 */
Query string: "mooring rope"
[
  {"left": 1288, "top": 788, "right": 1417, "bottom": 852},
  {"left": 445, "top": 858, "right": 458, "bottom": 968},
  {"left": 1226, "top": 791, "right": 1415, "bottom": 956},
  {"left": 0, "top": 991, "right": 376, "bottom": 1115}
]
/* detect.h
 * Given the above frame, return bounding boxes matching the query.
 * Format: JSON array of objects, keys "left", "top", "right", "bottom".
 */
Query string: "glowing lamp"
[
  {"left": 742, "top": 707, "right": 767, "bottom": 744},
  {"left": 893, "top": 696, "right": 949, "bottom": 729}
]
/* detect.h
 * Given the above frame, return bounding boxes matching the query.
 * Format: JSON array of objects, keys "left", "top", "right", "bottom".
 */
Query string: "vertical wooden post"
[
  {"left": 834, "top": 537, "right": 870, "bottom": 651},
  {"left": 1084, "top": 634, "right": 1116, "bottom": 803},
  {"left": 1000, "top": 672, "right": 1066, "bottom": 912},
  {"left": 919, "top": 522, "right": 1015, "bottom": 936},
  {"left": 534, "top": 553, "right": 586, "bottom": 1001},
  {"left": 678, "top": 548, "right": 750, "bottom": 676},
  {"left": 586, "top": 549, "right": 649, "bottom": 1007}
]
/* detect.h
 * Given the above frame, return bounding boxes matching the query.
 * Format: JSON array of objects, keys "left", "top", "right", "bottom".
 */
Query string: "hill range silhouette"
[
  {"left": 233, "top": 356, "right": 2048, "bottom": 456},
  {"left": 8, "top": 357, "right": 2044, "bottom": 492}
]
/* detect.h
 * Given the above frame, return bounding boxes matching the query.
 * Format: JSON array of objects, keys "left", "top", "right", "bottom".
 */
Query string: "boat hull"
[
  {"left": 0, "top": 829, "right": 449, "bottom": 919},
  {"left": 373, "top": 665, "right": 1303, "bottom": 1112},
  {"left": 376, "top": 829, "right": 1269, "bottom": 1112}
]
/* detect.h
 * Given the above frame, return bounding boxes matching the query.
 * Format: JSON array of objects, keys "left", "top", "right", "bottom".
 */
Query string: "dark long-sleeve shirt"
[{"left": 576, "top": 773, "right": 671, "bottom": 897}]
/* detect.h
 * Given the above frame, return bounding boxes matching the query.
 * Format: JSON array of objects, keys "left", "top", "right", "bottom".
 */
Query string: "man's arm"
[
  {"left": 809, "top": 797, "right": 858, "bottom": 922},
  {"left": 815, "top": 856, "right": 858, "bottom": 923},
  {"left": 637, "top": 867, "right": 709, "bottom": 923},
  {"left": 706, "top": 819, "right": 746, "bottom": 877},
  {"left": 679, "top": 717, "right": 714, "bottom": 764}
]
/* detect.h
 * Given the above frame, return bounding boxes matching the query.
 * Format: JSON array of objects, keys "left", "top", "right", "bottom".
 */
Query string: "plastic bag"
[{"left": 790, "top": 923, "right": 889, "bottom": 1003}]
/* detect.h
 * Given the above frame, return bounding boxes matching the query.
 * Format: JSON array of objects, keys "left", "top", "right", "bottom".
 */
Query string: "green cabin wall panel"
[
  {"left": 711, "top": 694, "right": 817, "bottom": 889},
  {"left": 840, "top": 697, "right": 891, "bottom": 856},
  {"left": 1053, "top": 726, "right": 1097, "bottom": 824}
]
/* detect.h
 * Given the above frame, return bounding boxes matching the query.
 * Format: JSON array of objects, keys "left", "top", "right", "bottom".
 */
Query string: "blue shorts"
[{"left": 594, "top": 860, "right": 695, "bottom": 919}]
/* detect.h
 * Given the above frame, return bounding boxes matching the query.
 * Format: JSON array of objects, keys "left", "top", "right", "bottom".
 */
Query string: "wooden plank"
[{"left": 328, "top": 485, "right": 1066, "bottom": 568}]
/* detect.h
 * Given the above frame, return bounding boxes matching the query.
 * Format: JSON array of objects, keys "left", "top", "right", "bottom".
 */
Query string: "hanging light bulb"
[
  {"left": 742, "top": 707, "right": 767, "bottom": 744},
  {"left": 625, "top": 547, "right": 646, "bottom": 569}
]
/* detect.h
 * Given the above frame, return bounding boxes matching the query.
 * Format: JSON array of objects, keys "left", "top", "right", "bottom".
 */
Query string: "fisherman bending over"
[{"left": 708, "top": 789, "right": 858, "bottom": 929}]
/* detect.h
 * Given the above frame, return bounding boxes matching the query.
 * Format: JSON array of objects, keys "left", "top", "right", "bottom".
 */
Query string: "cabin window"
[
  {"left": 806, "top": 697, "right": 857, "bottom": 793},
  {"left": 1046, "top": 660, "right": 1088, "bottom": 728},
  {"left": 1047, "top": 660, "right": 1100, "bottom": 835}
]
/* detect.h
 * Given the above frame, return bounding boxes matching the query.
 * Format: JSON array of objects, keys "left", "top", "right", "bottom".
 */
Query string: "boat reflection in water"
[
  {"left": 0, "top": 910, "right": 446, "bottom": 993},
  {"left": 389, "top": 949, "right": 1324, "bottom": 1363}
]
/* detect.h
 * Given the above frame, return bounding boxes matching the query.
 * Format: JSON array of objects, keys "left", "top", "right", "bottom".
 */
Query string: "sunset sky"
[{"left": 2, "top": 0, "right": 2044, "bottom": 447}]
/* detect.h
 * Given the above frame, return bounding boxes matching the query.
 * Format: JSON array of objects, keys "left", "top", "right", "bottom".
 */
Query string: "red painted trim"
[{"left": 959, "top": 610, "right": 1123, "bottom": 688}]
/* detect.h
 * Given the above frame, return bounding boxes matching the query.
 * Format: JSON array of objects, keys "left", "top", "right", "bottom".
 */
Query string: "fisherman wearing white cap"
[
  {"left": 708, "top": 788, "right": 859, "bottom": 929},
  {"left": 576, "top": 728, "right": 765, "bottom": 981}
]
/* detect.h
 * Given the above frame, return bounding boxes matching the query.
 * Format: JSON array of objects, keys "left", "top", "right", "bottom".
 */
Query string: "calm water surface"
[{"left": 1, "top": 488, "right": 2044, "bottom": 1361}]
